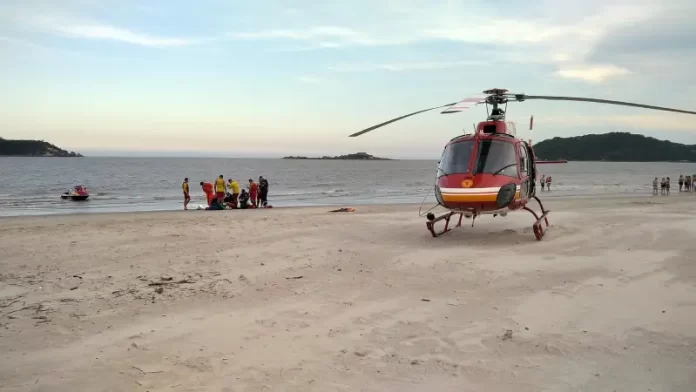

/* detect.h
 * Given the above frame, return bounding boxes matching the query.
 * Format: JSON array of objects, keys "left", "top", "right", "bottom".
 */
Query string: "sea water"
[{"left": 1, "top": 157, "right": 694, "bottom": 217}]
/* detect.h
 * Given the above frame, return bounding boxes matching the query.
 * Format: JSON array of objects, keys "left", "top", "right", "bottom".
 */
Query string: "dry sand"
[{"left": 1, "top": 196, "right": 696, "bottom": 391}]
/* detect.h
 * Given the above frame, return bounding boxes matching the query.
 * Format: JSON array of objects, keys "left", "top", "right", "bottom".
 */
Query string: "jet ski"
[{"left": 61, "top": 185, "right": 89, "bottom": 201}]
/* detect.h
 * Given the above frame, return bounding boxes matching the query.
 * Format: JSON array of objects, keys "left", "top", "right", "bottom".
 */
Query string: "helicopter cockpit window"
[
  {"left": 474, "top": 139, "right": 519, "bottom": 178},
  {"left": 519, "top": 144, "right": 528, "bottom": 173},
  {"left": 438, "top": 140, "right": 475, "bottom": 176}
]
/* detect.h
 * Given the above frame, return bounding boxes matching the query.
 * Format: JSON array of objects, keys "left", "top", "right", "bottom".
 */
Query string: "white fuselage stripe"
[{"left": 439, "top": 187, "right": 502, "bottom": 194}]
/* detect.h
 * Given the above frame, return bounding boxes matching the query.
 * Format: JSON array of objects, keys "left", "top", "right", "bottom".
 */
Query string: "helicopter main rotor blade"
[
  {"left": 518, "top": 95, "right": 696, "bottom": 116},
  {"left": 348, "top": 102, "right": 457, "bottom": 137},
  {"left": 440, "top": 97, "right": 486, "bottom": 114}
]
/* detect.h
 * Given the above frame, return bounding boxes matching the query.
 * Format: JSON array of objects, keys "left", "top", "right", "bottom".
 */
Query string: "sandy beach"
[{"left": 1, "top": 196, "right": 696, "bottom": 392}]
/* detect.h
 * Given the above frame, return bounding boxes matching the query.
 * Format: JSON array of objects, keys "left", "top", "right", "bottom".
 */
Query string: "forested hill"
[
  {"left": 532, "top": 132, "right": 696, "bottom": 162},
  {"left": 0, "top": 137, "right": 83, "bottom": 157}
]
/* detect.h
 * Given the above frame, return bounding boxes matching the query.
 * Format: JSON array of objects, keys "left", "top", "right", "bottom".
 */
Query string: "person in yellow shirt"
[
  {"left": 182, "top": 177, "right": 190, "bottom": 210},
  {"left": 214, "top": 175, "right": 226, "bottom": 204},
  {"left": 227, "top": 178, "right": 240, "bottom": 208}
]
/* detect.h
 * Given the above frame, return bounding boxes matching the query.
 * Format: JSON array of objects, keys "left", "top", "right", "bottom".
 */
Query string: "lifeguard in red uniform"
[
  {"left": 248, "top": 179, "right": 258, "bottom": 208},
  {"left": 200, "top": 181, "right": 214, "bottom": 206}
]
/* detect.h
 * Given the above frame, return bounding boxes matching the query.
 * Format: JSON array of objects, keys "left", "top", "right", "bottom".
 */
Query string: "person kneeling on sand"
[
  {"left": 238, "top": 189, "right": 250, "bottom": 209},
  {"left": 206, "top": 198, "right": 226, "bottom": 210}
]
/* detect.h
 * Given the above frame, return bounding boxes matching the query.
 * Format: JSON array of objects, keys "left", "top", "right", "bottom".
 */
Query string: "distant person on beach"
[
  {"left": 545, "top": 176, "right": 552, "bottom": 191},
  {"left": 248, "top": 179, "right": 258, "bottom": 208},
  {"left": 666, "top": 177, "right": 671, "bottom": 195},
  {"left": 679, "top": 175, "right": 684, "bottom": 191},
  {"left": 182, "top": 178, "right": 191, "bottom": 210},
  {"left": 652, "top": 177, "right": 659, "bottom": 195},
  {"left": 214, "top": 175, "right": 226, "bottom": 204},
  {"left": 200, "top": 181, "right": 214, "bottom": 206},
  {"left": 686, "top": 175, "right": 692, "bottom": 192},
  {"left": 540, "top": 174, "right": 546, "bottom": 191},
  {"left": 259, "top": 176, "right": 269, "bottom": 205},
  {"left": 660, "top": 178, "right": 666, "bottom": 195}
]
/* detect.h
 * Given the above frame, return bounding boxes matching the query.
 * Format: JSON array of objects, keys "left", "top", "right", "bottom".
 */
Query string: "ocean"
[{"left": 1, "top": 157, "right": 695, "bottom": 217}]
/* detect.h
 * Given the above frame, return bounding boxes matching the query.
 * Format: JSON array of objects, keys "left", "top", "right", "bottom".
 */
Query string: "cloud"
[
  {"left": 53, "top": 24, "right": 200, "bottom": 47},
  {"left": 328, "top": 60, "right": 485, "bottom": 72},
  {"left": 229, "top": 26, "right": 412, "bottom": 48},
  {"left": 585, "top": 7, "right": 696, "bottom": 82},
  {"left": 226, "top": 1, "right": 664, "bottom": 83},
  {"left": 541, "top": 114, "right": 696, "bottom": 131},
  {"left": 0, "top": 3, "right": 207, "bottom": 48},
  {"left": 555, "top": 64, "right": 631, "bottom": 83}
]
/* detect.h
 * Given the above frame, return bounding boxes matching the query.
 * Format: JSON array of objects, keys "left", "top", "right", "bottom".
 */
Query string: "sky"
[{"left": 2, "top": 0, "right": 696, "bottom": 159}]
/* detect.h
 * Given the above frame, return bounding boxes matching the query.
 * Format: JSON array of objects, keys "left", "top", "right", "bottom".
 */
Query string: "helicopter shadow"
[{"left": 390, "top": 215, "right": 558, "bottom": 250}]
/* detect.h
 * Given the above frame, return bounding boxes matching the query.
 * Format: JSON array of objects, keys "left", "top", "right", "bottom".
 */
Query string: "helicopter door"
[{"left": 518, "top": 143, "right": 530, "bottom": 198}]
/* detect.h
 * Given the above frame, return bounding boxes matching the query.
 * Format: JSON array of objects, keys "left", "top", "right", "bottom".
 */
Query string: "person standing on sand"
[
  {"left": 652, "top": 177, "right": 659, "bottom": 195},
  {"left": 227, "top": 178, "right": 240, "bottom": 208},
  {"left": 545, "top": 176, "right": 552, "bottom": 191},
  {"left": 540, "top": 174, "right": 546, "bottom": 191},
  {"left": 182, "top": 178, "right": 191, "bottom": 210},
  {"left": 200, "top": 181, "right": 214, "bottom": 206},
  {"left": 679, "top": 175, "right": 684, "bottom": 192},
  {"left": 248, "top": 179, "right": 258, "bottom": 208},
  {"left": 259, "top": 176, "right": 269, "bottom": 206},
  {"left": 666, "top": 177, "right": 671, "bottom": 195},
  {"left": 214, "top": 175, "right": 226, "bottom": 204}
]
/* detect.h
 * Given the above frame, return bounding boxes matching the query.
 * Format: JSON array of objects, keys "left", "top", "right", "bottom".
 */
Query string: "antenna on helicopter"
[{"left": 529, "top": 115, "right": 534, "bottom": 145}]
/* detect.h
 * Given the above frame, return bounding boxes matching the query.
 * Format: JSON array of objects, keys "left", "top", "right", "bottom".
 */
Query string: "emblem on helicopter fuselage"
[{"left": 461, "top": 179, "right": 473, "bottom": 188}]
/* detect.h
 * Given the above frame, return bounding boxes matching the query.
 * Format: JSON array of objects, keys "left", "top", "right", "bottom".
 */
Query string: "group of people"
[
  {"left": 539, "top": 174, "right": 553, "bottom": 191},
  {"left": 181, "top": 175, "right": 270, "bottom": 210},
  {"left": 653, "top": 175, "right": 696, "bottom": 195}
]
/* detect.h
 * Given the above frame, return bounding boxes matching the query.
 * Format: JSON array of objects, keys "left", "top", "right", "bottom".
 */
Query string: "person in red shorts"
[
  {"left": 248, "top": 179, "right": 258, "bottom": 208},
  {"left": 214, "top": 175, "right": 226, "bottom": 204},
  {"left": 200, "top": 181, "right": 214, "bottom": 207},
  {"left": 182, "top": 177, "right": 191, "bottom": 210}
]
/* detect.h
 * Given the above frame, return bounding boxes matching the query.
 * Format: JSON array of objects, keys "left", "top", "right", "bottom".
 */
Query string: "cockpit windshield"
[
  {"left": 473, "top": 139, "right": 519, "bottom": 178},
  {"left": 438, "top": 140, "right": 475, "bottom": 176}
]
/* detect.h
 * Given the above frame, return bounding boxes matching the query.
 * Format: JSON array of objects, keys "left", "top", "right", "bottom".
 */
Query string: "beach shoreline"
[
  {"left": 2, "top": 196, "right": 695, "bottom": 391},
  {"left": 0, "top": 191, "right": 682, "bottom": 220}
]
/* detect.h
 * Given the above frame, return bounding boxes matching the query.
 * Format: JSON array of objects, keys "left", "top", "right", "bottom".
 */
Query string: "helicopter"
[{"left": 349, "top": 88, "right": 696, "bottom": 241}]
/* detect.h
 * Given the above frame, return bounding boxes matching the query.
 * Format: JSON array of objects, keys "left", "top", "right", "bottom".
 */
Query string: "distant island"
[
  {"left": 283, "top": 152, "right": 391, "bottom": 160},
  {"left": 0, "top": 137, "right": 83, "bottom": 157},
  {"left": 533, "top": 132, "right": 696, "bottom": 162}
]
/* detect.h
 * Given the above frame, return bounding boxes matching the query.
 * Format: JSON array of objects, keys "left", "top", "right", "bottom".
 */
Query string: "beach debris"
[
  {"left": 148, "top": 278, "right": 195, "bottom": 286},
  {"left": 0, "top": 294, "right": 26, "bottom": 309},
  {"left": 154, "top": 287, "right": 164, "bottom": 295},
  {"left": 421, "top": 298, "right": 431, "bottom": 302},
  {"left": 329, "top": 207, "right": 355, "bottom": 213},
  {"left": 238, "top": 274, "right": 247, "bottom": 282},
  {"left": 502, "top": 329, "right": 513, "bottom": 340},
  {"left": 131, "top": 365, "right": 163, "bottom": 375},
  {"left": 286, "top": 276, "right": 304, "bottom": 280}
]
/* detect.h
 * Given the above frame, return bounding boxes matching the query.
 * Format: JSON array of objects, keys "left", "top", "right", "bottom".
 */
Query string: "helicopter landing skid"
[
  {"left": 426, "top": 211, "right": 465, "bottom": 238},
  {"left": 523, "top": 196, "right": 550, "bottom": 241}
]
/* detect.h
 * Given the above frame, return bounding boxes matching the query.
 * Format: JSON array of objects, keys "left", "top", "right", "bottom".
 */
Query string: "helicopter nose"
[{"left": 434, "top": 184, "right": 444, "bottom": 205}]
